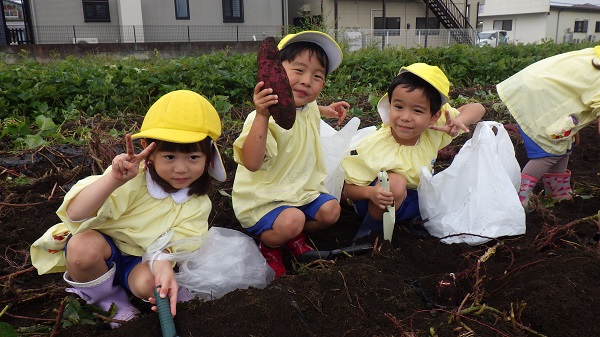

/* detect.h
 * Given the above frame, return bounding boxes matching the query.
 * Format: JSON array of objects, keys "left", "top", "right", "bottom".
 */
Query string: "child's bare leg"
[
  {"left": 127, "top": 262, "right": 154, "bottom": 300},
  {"left": 260, "top": 208, "right": 305, "bottom": 246},
  {"left": 388, "top": 172, "right": 408, "bottom": 210},
  {"left": 304, "top": 199, "right": 340, "bottom": 232},
  {"left": 65, "top": 230, "right": 112, "bottom": 282}
]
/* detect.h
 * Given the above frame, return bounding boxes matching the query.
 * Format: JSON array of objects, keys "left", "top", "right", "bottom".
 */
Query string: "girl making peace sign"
[{"left": 31, "top": 90, "right": 227, "bottom": 326}]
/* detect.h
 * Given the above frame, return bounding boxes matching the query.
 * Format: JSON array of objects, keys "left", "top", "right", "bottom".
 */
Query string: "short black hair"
[
  {"left": 143, "top": 137, "right": 214, "bottom": 196},
  {"left": 279, "top": 41, "right": 330, "bottom": 76},
  {"left": 387, "top": 71, "right": 442, "bottom": 115}
]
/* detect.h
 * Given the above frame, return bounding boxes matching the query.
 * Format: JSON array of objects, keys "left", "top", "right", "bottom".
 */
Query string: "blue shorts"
[
  {"left": 519, "top": 126, "right": 572, "bottom": 159},
  {"left": 352, "top": 179, "right": 420, "bottom": 222},
  {"left": 247, "top": 193, "right": 336, "bottom": 236},
  {"left": 65, "top": 231, "right": 141, "bottom": 292}
]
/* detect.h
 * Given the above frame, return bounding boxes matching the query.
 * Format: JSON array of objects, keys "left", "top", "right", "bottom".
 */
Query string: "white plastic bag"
[
  {"left": 320, "top": 117, "right": 376, "bottom": 200},
  {"left": 418, "top": 121, "right": 526, "bottom": 245},
  {"left": 144, "top": 227, "right": 274, "bottom": 300}
]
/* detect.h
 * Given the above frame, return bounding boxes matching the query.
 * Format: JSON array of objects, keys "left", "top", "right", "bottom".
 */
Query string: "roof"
[
  {"left": 3, "top": 0, "right": 23, "bottom": 6},
  {"left": 550, "top": 1, "right": 600, "bottom": 9}
]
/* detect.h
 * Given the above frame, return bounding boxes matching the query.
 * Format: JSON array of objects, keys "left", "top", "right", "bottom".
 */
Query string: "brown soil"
[{"left": 2, "top": 89, "right": 600, "bottom": 337}]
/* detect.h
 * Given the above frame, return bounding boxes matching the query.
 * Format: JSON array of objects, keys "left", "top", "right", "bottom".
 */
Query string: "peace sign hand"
[
  {"left": 429, "top": 110, "right": 469, "bottom": 137},
  {"left": 111, "top": 134, "right": 156, "bottom": 182}
]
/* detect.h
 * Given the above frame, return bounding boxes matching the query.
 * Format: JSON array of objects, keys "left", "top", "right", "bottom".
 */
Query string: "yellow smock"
[
  {"left": 497, "top": 46, "right": 600, "bottom": 155},
  {"left": 342, "top": 104, "right": 460, "bottom": 189},
  {"left": 30, "top": 166, "right": 211, "bottom": 275},
  {"left": 232, "top": 101, "right": 328, "bottom": 229}
]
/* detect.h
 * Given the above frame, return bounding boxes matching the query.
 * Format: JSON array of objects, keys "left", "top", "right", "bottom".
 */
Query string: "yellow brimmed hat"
[
  {"left": 277, "top": 30, "right": 343, "bottom": 73},
  {"left": 132, "top": 90, "right": 226, "bottom": 182},
  {"left": 377, "top": 63, "right": 450, "bottom": 124}
]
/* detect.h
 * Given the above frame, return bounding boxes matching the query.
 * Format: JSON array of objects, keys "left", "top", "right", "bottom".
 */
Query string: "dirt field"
[{"left": 2, "top": 89, "right": 600, "bottom": 337}]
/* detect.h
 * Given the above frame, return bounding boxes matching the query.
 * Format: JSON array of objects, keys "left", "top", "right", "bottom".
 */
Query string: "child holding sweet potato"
[{"left": 232, "top": 31, "right": 347, "bottom": 277}]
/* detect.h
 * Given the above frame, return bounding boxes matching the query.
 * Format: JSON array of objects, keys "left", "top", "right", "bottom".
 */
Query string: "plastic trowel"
[{"left": 379, "top": 170, "right": 395, "bottom": 242}]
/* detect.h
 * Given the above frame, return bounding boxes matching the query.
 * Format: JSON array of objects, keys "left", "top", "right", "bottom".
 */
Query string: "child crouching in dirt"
[
  {"left": 232, "top": 31, "right": 347, "bottom": 278},
  {"left": 342, "top": 63, "right": 485, "bottom": 240},
  {"left": 30, "top": 90, "right": 229, "bottom": 327},
  {"left": 498, "top": 46, "right": 600, "bottom": 208}
]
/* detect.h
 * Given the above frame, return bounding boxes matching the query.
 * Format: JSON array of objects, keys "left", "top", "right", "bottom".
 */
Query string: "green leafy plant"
[{"left": 1, "top": 41, "right": 596, "bottom": 149}]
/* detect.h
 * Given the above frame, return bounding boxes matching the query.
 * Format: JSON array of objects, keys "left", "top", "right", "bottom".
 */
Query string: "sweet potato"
[{"left": 257, "top": 37, "right": 296, "bottom": 130}]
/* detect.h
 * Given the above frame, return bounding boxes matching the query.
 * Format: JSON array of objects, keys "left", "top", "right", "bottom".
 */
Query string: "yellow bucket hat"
[
  {"left": 132, "top": 90, "right": 226, "bottom": 181},
  {"left": 277, "top": 30, "right": 343, "bottom": 73},
  {"left": 377, "top": 63, "right": 450, "bottom": 124}
]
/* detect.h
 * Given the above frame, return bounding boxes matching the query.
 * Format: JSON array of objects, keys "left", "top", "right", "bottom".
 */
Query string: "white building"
[{"left": 477, "top": 0, "right": 600, "bottom": 43}]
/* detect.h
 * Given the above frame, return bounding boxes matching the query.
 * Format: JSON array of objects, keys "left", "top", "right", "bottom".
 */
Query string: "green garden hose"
[{"left": 154, "top": 285, "right": 178, "bottom": 337}]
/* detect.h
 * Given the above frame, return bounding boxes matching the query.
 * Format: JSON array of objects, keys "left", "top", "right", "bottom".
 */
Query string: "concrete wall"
[
  {"left": 547, "top": 8, "right": 600, "bottom": 43},
  {"left": 479, "top": 13, "right": 548, "bottom": 44},
  {"left": 479, "top": 0, "right": 549, "bottom": 16}
]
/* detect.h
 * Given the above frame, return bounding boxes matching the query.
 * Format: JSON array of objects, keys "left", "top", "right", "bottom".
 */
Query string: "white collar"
[{"left": 146, "top": 172, "right": 191, "bottom": 204}]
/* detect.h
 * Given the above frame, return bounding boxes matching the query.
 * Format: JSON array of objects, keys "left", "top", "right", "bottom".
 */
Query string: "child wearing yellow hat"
[
  {"left": 30, "top": 90, "right": 227, "bottom": 326},
  {"left": 342, "top": 63, "right": 485, "bottom": 240},
  {"left": 232, "top": 31, "right": 347, "bottom": 277}
]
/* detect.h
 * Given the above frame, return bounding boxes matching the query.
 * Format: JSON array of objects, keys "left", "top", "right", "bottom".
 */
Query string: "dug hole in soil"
[{"left": 1, "top": 90, "right": 600, "bottom": 337}]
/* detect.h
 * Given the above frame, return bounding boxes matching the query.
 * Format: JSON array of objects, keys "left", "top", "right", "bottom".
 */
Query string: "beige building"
[{"left": 19, "top": 0, "right": 287, "bottom": 44}]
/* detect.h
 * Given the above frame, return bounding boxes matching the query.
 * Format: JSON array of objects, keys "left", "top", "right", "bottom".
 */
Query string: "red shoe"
[
  {"left": 258, "top": 242, "right": 286, "bottom": 277},
  {"left": 285, "top": 233, "right": 314, "bottom": 257}
]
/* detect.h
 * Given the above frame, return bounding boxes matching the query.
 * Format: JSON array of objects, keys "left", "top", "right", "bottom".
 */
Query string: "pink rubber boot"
[
  {"left": 542, "top": 169, "right": 573, "bottom": 201},
  {"left": 63, "top": 263, "right": 140, "bottom": 328},
  {"left": 519, "top": 174, "right": 539, "bottom": 207}
]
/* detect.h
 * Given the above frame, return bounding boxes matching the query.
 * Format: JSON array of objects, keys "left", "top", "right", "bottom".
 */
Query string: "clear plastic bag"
[
  {"left": 320, "top": 117, "right": 376, "bottom": 200},
  {"left": 144, "top": 227, "right": 274, "bottom": 300},
  {"left": 418, "top": 121, "right": 526, "bottom": 245}
]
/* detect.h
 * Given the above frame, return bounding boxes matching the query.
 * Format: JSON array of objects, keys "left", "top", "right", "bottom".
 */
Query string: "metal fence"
[{"left": 7, "top": 25, "right": 478, "bottom": 49}]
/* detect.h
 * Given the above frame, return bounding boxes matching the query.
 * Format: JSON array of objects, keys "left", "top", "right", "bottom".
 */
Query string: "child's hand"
[
  {"left": 429, "top": 110, "right": 470, "bottom": 137},
  {"left": 253, "top": 81, "right": 278, "bottom": 117},
  {"left": 150, "top": 260, "right": 179, "bottom": 316},
  {"left": 369, "top": 185, "right": 394, "bottom": 210},
  {"left": 111, "top": 134, "right": 155, "bottom": 182},
  {"left": 320, "top": 101, "right": 350, "bottom": 126}
]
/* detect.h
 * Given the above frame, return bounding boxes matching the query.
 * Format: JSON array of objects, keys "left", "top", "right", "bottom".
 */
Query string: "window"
[
  {"left": 222, "top": 0, "right": 243, "bottom": 23},
  {"left": 415, "top": 17, "right": 440, "bottom": 35},
  {"left": 82, "top": 0, "right": 110, "bottom": 23},
  {"left": 4, "top": 4, "right": 20, "bottom": 19},
  {"left": 596, "top": 21, "right": 600, "bottom": 33},
  {"left": 574, "top": 20, "right": 588, "bottom": 33},
  {"left": 174, "top": 0, "right": 190, "bottom": 20},
  {"left": 374, "top": 17, "right": 401, "bottom": 36},
  {"left": 493, "top": 20, "right": 512, "bottom": 31}
]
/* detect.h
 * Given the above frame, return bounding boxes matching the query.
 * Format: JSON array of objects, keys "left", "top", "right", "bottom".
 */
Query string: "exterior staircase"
[{"left": 422, "top": 0, "right": 475, "bottom": 44}]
